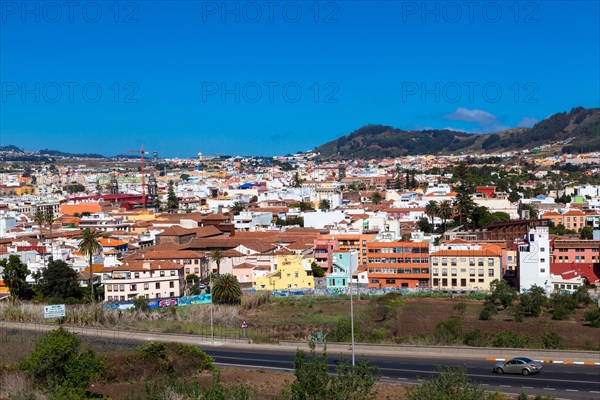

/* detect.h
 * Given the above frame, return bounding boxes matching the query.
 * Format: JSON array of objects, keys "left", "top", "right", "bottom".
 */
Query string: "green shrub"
[
  {"left": 585, "top": 308, "right": 600, "bottom": 327},
  {"left": 551, "top": 305, "right": 572, "bottom": 320},
  {"left": 453, "top": 302, "right": 467, "bottom": 316},
  {"left": 19, "top": 327, "right": 103, "bottom": 393},
  {"left": 463, "top": 329, "right": 491, "bottom": 347},
  {"left": 138, "top": 342, "right": 167, "bottom": 360},
  {"left": 479, "top": 308, "right": 492, "bottom": 320},
  {"left": 540, "top": 331, "right": 563, "bottom": 349},
  {"left": 405, "top": 366, "right": 486, "bottom": 400},
  {"left": 433, "top": 317, "right": 463, "bottom": 344},
  {"left": 291, "top": 342, "right": 379, "bottom": 400},
  {"left": 492, "top": 330, "right": 531, "bottom": 348}
]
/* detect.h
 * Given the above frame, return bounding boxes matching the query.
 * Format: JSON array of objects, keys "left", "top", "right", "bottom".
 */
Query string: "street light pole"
[
  {"left": 210, "top": 270, "right": 214, "bottom": 343},
  {"left": 349, "top": 264, "right": 355, "bottom": 367}
]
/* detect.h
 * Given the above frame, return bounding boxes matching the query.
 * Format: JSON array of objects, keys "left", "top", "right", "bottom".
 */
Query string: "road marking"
[
  {"left": 500, "top": 385, "right": 511, "bottom": 388},
  {"left": 545, "top": 388, "right": 556, "bottom": 391},
  {"left": 522, "top": 386, "right": 533, "bottom": 389},
  {"left": 397, "top": 377, "right": 407, "bottom": 380},
  {"left": 590, "top": 391, "right": 600, "bottom": 394},
  {"left": 565, "top": 389, "right": 579, "bottom": 392}
]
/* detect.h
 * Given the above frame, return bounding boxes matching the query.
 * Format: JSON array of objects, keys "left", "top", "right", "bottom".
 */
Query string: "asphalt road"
[
  {"left": 2, "top": 323, "right": 598, "bottom": 399},
  {"left": 200, "top": 347, "right": 600, "bottom": 400}
]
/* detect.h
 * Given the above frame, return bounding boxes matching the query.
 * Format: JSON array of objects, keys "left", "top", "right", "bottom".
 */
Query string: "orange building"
[
  {"left": 366, "top": 239, "right": 430, "bottom": 289},
  {"left": 319, "top": 233, "right": 377, "bottom": 265}
]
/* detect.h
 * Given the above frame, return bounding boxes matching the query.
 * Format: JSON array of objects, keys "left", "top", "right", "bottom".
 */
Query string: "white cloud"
[
  {"left": 443, "top": 108, "right": 509, "bottom": 133},
  {"left": 517, "top": 117, "right": 538, "bottom": 128}
]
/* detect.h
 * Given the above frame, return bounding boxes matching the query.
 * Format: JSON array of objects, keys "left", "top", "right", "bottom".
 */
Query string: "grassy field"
[{"left": 1, "top": 293, "right": 599, "bottom": 350}]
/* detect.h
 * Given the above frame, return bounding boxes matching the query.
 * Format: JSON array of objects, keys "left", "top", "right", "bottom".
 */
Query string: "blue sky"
[{"left": 1, "top": 0, "right": 599, "bottom": 157}]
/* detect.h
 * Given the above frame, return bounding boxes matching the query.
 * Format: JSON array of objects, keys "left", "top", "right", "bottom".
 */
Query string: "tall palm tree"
[
  {"left": 425, "top": 201, "right": 439, "bottom": 227},
  {"left": 34, "top": 211, "right": 49, "bottom": 268},
  {"left": 212, "top": 274, "right": 242, "bottom": 305},
  {"left": 437, "top": 200, "right": 453, "bottom": 233},
  {"left": 209, "top": 250, "right": 223, "bottom": 276},
  {"left": 78, "top": 228, "right": 103, "bottom": 299}
]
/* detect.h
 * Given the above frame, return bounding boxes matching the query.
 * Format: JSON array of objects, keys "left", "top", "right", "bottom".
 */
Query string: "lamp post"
[
  {"left": 210, "top": 271, "right": 214, "bottom": 343},
  {"left": 349, "top": 263, "right": 355, "bottom": 367}
]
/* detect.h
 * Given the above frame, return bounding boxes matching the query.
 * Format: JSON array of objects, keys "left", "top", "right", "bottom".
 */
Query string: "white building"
[
  {"left": 233, "top": 211, "right": 273, "bottom": 231},
  {"left": 517, "top": 226, "right": 551, "bottom": 293}
]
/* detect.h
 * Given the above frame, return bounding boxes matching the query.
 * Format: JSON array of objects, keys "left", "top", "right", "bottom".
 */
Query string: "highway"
[
  {"left": 201, "top": 347, "right": 600, "bottom": 400},
  {"left": 1, "top": 322, "right": 599, "bottom": 399}
]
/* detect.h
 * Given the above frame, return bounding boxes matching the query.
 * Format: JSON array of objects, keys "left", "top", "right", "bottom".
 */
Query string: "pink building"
[
  {"left": 551, "top": 240, "right": 600, "bottom": 264},
  {"left": 313, "top": 239, "right": 340, "bottom": 273}
]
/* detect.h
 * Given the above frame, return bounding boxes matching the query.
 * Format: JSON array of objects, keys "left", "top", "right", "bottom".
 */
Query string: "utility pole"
[{"left": 349, "top": 259, "right": 355, "bottom": 367}]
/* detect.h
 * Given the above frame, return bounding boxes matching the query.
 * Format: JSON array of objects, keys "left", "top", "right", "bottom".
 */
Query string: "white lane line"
[
  {"left": 499, "top": 385, "right": 511, "bottom": 388},
  {"left": 565, "top": 389, "right": 579, "bottom": 392},
  {"left": 397, "top": 377, "right": 407, "bottom": 380},
  {"left": 522, "top": 386, "right": 534, "bottom": 389},
  {"left": 545, "top": 388, "right": 556, "bottom": 391},
  {"left": 590, "top": 391, "right": 600, "bottom": 393}
]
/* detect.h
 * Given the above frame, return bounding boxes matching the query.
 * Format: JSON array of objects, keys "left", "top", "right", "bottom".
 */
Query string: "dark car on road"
[{"left": 493, "top": 357, "right": 542, "bottom": 375}]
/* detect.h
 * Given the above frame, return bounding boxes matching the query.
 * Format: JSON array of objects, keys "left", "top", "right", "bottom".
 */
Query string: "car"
[{"left": 493, "top": 357, "right": 542, "bottom": 376}]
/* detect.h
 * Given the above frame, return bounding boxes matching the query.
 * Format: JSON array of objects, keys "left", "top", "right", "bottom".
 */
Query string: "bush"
[
  {"left": 19, "top": 327, "right": 103, "bottom": 393},
  {"left": 540, "top": 331, "right": 564, "bottom": 349},
  {"left": 551, "top": 305, "right": 572, "bottom": 320},
  {"left": 405, "top": 366, "right": 488, "bottom": 400},
  {"left": 291, "top": 342, "right": 379, "bottom": 400},
  {"left": 327, "top": 317, "right": 353, "bottom": 343},
  {"left": 433, "top": 317, "right": 463, "bottom": 344},
  {"left": 492, "top": 330, "right": 532, "bottom": 348},
  {"left": 453, "top": 302, "right": 467, "bottom": 316},
  {"left": 463, "top": 329, "right": 491, "bottom": 347},
  {"left": 573, "top": 286, "right": 593, "bottom": 306},
  {"left": 585, "top": 308, "right": 600, "bottom": 327}
]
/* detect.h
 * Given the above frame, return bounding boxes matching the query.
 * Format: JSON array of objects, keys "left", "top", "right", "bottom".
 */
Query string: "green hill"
[{"left": 315, "top": 107, "right": 600, "bottom": 159}]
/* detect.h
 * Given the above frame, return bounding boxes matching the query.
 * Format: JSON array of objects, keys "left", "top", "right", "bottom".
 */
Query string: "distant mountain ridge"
[{"left": 315, "top": 107, "right": 600, "bottom": 159}]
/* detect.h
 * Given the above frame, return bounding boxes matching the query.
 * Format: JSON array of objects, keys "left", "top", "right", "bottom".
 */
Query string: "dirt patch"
[{"left": 91, "top": 367, "right": 406, "bottom": 400}]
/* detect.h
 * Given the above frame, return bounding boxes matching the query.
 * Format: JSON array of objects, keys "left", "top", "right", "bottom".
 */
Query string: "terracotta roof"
[
  {"left": 98, "top": 237, "right": 128, "bottom": 247},
  {"left": 112, "top": 260, "right": 183, "bottom": 271},
  {"left": 157, "top": 226, "right": 196, "bottom": 237},
  {"left": 233, "top": 262, "right": 256, "bottom": 269},
  {"left": 133, "top": 250, "right": 205, "bottom": 260}
]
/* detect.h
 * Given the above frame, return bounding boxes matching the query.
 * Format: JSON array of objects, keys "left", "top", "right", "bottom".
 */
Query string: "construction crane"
[{"left": 124, "top": 145, "right": 149, "bottom": 210}]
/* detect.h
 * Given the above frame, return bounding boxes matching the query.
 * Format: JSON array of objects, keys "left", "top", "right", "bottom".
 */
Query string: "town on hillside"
[{"left": 1, "top": 148, "right": 599, "bottom": 304}]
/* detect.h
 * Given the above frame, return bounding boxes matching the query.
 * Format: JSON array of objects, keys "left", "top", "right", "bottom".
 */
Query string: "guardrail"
[{"left": 279, "top": 340, "right": 600, "bottom": 362}]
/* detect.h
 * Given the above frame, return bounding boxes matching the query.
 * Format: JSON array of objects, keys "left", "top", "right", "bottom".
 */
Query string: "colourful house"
[
  {"left": 326, "top": 250, "right": 359, "bottom": 289},
  {"left": 255, "top": 255, "right": 315, "bottom": 290}
]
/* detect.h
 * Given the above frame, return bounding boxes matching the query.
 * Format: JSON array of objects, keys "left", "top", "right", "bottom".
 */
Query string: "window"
[
  {"left": 451, "top": 278, "right": 457, "bottom": 287},
  {"left": 170, "top": 270, "right": 176, "bottom": 276},
  {"left": 540, "top": 258, "right": 545, "bottom": 263},
  {"left": 487, "top": 258, "right": 494, "bottom": 266},
  {"left": 144, "top": 283, "right": 149, "bottom": 290},
  {"left": 386, "top": 279, "right": 395, "bottom": 284},
  {"left": 432, "top": 257, "right": 438, "bottom": 265},
  {"left": 451, "top": 268, "right": 457, "bottom": 276},
  {"left": 432, "top": 268, "right": 439, "bottom": 275},
  {"left": 488, "top": 269, "right": 494, "bottom": 277},
  {"left": 120, "top": 284, "right": 125, "bottom": 291},
  {"left": 478, "top": 269, "right": 484, "bottom": 277},
  {"left": 478, "top": 258, "right": 484, "bottom": 266},
  {"left": 169, "top": 281, "right": 175, "bottom": 288},
  {"left": 160, "top": 271, "right": 165, "bottom": 277},
  {"left": 469, "top": 258, "right": 475, "bottom": 266},
  {"left": 134, "top": 272, "right": 140, "bottom": 278},
  {"left": 107, "top": 285, "right": 112, "bottom": 291},
  {"left": 170, "top": 292, "right": 175, "bottom": 297},
  {"left": 108, "top": 296, "right": 113, "bottom": 301},
  {"left": 155, "top": 282, "right": 160, "bottom": 289},
  {"left": 442, "top": 268, "right": 448, "bottom": 276},
  {"left": 469, "top": 268, "right": 475, "bottom": 276},
  {"left": 441, "top": 258, "right": 447, "bottom": 266},
  {"left": 370, "top": 279, "right": 379, "bottom": 284},
  {"left": 451, "top": 258, "right": 457, "bottom": 266},
  {"left": 130, "top": 284, "right": 137, "bottom": 291}
]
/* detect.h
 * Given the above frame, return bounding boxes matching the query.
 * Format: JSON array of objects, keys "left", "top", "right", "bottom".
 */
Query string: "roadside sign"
[
  {"left": 240, "top": 319, "right": 248, "bottom": 329},
  {"left": 44, "top": 304, "right": 66, "bottom": 319}
]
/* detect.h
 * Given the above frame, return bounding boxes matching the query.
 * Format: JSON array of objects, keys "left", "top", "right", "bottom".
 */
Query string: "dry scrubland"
[{"left": 1, "top": 293, "right": 598, "bottom": 350}]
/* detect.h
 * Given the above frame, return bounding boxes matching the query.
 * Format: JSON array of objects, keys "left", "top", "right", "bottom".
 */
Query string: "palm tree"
[
  {"left": 34, "top": 211, "right": 50, "bottom": 268},
  {"left": 437, "top": 200, "right": 453, "bottom": 233},
  {"left": 78, "top": 228, "right": 102, "bottom": 300},
  {"left": 425, "top": 201, "right": 439, "bottom": 227},
  {"left": 209, "top": 250, "right": 223, "bottom": 276},
  {"left": 371, "top": 192, "right": 383, "bottom": 204},
  {"left": 212, "top": 274, "right": 242, "bottom": 305}
]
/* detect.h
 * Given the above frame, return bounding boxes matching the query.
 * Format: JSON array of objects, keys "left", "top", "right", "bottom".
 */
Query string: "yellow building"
[
  {"left": 430, "top": 245, "right": 503, "bottom": 291},
  {"left": 255, "top": 255, "right": 315, "bottom": 291}
]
